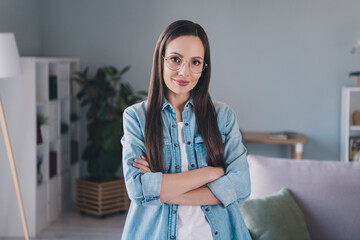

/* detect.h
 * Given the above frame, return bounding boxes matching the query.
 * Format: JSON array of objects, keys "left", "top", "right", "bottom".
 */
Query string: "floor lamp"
[{"left": 0, "top": 33, "right": 30, "bottom": 240}]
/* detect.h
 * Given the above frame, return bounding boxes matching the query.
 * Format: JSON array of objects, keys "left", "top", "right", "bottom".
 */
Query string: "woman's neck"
[{"left": 166, "top": 93, "right": 190, "bottom": 122}]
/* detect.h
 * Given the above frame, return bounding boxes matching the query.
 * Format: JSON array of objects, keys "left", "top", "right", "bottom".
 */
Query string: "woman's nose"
[{"left": 178, "top": 60, "right": 191, "bottom": 77}]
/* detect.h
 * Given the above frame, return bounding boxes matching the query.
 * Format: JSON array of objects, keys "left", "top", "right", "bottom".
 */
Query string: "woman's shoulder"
[
  {"left": 212, "top": 100, "right": 238, "bottom": 128},
  {"left": 124, "top": 100, "right": 148, "bottom": 120},
  {"left": 125, "top": 100, "right": 147, "bottom": 113},
  {"left": 212, "top": 100, "right": 233, "bottom": 114}
]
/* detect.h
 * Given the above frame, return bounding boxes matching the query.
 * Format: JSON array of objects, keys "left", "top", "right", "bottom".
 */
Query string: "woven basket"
[{"left": 76, "top": 178, "right": 129, "bottom": 216}]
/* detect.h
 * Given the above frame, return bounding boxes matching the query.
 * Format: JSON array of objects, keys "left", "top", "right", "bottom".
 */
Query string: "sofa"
[{"left": 242, "top": 154, "right": 360, "bottom": 240}]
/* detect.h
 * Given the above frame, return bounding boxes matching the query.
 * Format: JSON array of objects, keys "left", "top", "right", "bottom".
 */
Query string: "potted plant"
[
  {"left": 72, "top": 66, "right": 146, "bottom": 216},
  {"left": 350, "top": 40, "right": 360, "bottom": 87},
  {"left": 349, "top": 71, "right": 360, "bottom": 87}
]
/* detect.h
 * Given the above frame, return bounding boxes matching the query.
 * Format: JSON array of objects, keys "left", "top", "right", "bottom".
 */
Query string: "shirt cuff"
[
  {"left": 141, "top": 172, "right": 163, "bottom": 205},
  {"left": 208, "top": 175, "right": 237, "bottom": 207}
]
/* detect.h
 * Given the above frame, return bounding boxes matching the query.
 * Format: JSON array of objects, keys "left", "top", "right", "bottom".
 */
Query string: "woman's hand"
[{"left": 133, "top": 155, "right": 152, "bottom": 173}]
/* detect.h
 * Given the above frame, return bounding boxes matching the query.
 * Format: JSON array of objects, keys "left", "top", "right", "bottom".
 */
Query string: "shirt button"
[
  {"left": 185, "top": 123, "right": 189, "bottom": 126},
  {"left": 172, "top": 210, "right": 176, "bottom": 214},
  {"left": 175, "top": 166, "right": 180, "bottom": 169},
  {"left": 191, "top": 164, "right": 195, "bottom": 168},
  {"left": 187, "top": 141, "right": 191, "bottom": 145},
  {"left": 171, "top": 236, "right": 175, "bottom": 239},
  {"left": 172, "top": 124, "right": 176, "bottom": 128},
  {"left": 174, "top": 143, "right": 178, "bottom": 147},
  {"left": 215, "top": 231, "right": 218, "bottom": 235},
  {"left": 205, "top": 208, "right": 209, "bottom": 212}
]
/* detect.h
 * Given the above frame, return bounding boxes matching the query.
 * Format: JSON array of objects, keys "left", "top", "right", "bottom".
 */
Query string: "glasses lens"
[
  {"left": 166, "top": 55, "right": 182, "bottom": 71},
  {"left": 190, "top": 59, "right": 205, "bottom": 73},
  {"left": 165, "top": 55, "right": 206, "bottom": 73}
]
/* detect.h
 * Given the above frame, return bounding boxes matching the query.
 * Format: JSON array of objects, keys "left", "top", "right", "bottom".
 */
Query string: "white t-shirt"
[{"left": 177, "top": 122, "right": 214, "bottom": 240}]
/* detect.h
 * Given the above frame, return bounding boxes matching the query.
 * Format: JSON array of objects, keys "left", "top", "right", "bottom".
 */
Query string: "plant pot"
[{"left": 76, "top": 178, "right": 129, "bottom": 216}]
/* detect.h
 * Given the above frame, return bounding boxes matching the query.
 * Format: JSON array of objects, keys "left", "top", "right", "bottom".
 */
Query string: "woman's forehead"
[{"left": 165, "top": 35, "right": 204, "bottom": 58}]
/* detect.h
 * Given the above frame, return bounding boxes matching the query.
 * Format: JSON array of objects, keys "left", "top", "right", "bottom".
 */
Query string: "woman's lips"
[{"left": 173, "top": 79, "right": 190, "bottom": 86}]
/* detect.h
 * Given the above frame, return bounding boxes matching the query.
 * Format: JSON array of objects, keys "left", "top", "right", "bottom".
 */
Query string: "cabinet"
[
  {"left": 0, "top": 57, "right": 80, "bottom": 237},
  {"left": 340, "top": 87, "right": 360, "bottom": 162}
]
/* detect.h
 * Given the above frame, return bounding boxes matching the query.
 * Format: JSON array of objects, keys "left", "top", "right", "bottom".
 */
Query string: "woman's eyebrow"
[
  {"left": 168, "top": 52, "right": 203, "bottom": 59},
  {"left": 169, "top": 52, "right": 183, "bottom": 57}
]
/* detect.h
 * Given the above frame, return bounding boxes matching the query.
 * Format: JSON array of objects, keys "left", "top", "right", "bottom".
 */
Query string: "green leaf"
[
  {"left": 71, "top": 74, "right": 86, "bottom": 85},
  {"left": 119, "top": 65, "right": 130, "bottom": 75},
  {"left": 103, "top": 66, "right": 118, "bottom": 76},
  {"left": 84, "top": 67, "right": 89, "bottom": 77},
  {"left": 86, "top": 86, "right": 98, "bottom": 98},
  {"left": 80, "top": 99, "right": 89, "bottom": 107},
  {"left": 95, "top": 68, "right": 106, "bottom": 82},
  {"left": 349, "top": 71, "right": 360, "bottom": 77},
  {"left": 138, "top": 91, "right": 148, "bottom": 96},
  {"left": 117, "top": 95, "right": 128, "bottom": 111},
  {"left": 77, "top": 88, "right": 86, "bottom": 100}
]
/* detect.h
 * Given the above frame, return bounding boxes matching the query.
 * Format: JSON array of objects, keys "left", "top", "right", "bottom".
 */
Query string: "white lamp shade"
[{"left": 0, "top": 33, "right": 21, "bottom": 79}]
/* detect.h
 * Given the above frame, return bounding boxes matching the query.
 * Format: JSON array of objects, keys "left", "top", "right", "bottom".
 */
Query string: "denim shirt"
[{"left": 121, "top": 98, "right": 251, "bottom": 240}]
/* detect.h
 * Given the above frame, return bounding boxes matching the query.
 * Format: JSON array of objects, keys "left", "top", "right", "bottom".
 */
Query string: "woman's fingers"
[
  {"left": 133, "top": 156, "right": 151, "bottom": 173},
  {"left": 134, "top": 157, "right": 149, "bottom": 167},
  {"left": 133, "top": 162, "right": 151, "bottom": 173}
]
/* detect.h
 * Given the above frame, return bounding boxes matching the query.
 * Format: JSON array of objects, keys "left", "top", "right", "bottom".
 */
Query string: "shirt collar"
[{"left": 162, "top": 96, "right": 194, "bottom": 111}]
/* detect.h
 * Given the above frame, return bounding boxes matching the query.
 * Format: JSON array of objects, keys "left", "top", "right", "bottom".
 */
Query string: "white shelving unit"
[
  {"left": 35, "top": 57, "right": 81, "bottom": 234},
  {"left": 0, "top": 57, "right": 81, "bottom": 238},
  {"left": 340, "top": 87, "right": 360, "bottom": 162}
]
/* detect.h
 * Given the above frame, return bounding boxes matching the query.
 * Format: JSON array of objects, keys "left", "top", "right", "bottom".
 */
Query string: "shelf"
[
  {"left": 341, "top": 87, "right": 360, "bottom": 162},
  {"left": 350, "top": 126, "right": 360, "bottom": 131},
  {"left": 36, "top": 101, "right": 47, "bottom": 107},
  {"left": 2, "top": 57, "right": 81, "bottom": 237},
  {"left": 35, "top": 57, "right": 80, "bottom": 234}
]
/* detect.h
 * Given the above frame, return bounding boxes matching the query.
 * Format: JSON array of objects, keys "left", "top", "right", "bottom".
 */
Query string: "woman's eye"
[
  {"left": 192, "top": 60, "right": 201, "bottom": 66},
  {"left": 170, "top": 56, "right": 180, "bottom": 63}
]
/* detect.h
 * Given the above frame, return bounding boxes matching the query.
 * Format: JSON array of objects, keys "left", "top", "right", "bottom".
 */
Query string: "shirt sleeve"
[
  {"left": 121, "top": 107, "right": 163, "bottom": 206},
  {"left": 207, "top": 107, "right": 251, "bottom": 208}
]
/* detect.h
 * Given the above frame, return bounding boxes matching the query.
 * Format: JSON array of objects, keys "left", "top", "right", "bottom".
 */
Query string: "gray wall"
[
  {"left": 2, "top": 0, "right": 360, "bottom": 161},
  {"left": 38, "top": 0, "right": 360, "bottom": 160},
  {"left": 0, "top": 0, "right": 40, "bottom": 55}
]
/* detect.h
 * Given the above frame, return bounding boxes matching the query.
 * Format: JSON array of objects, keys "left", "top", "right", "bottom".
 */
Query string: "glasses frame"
[{"left": 163, "top": 55, "right": 208, "bottom": 74}]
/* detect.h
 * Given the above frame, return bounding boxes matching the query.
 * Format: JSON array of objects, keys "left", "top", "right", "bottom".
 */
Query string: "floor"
[{"left": 0, "top": 209, "right": 127, "bottom": 240}]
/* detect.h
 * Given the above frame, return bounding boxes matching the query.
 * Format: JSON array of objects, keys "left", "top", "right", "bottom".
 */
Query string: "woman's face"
[{"left": 163, "top": 35, "right": 205, "bottom": 100}]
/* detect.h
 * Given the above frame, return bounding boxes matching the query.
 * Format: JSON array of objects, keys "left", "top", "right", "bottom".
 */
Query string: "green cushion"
[{"left": 238, "top": 188, "right": 311, "bottom": 240}]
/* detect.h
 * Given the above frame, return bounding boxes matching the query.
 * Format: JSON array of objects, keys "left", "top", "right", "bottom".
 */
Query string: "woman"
[{"left": 121, "top": 20, "right": 251, "bottom": 240}]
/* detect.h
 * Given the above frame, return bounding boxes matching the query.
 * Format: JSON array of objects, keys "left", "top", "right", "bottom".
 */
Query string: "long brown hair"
[{"left": 145, "top": 20, "right": 225, "bottom": 172}]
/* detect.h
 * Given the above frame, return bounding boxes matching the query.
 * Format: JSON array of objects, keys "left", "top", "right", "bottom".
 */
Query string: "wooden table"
[{"left": 242, "top": 131, "right": 308, "bottom": 159}]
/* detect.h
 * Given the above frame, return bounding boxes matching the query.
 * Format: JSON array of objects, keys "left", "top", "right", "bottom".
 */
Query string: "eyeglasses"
[{"left": 163, "top": 54, "right": 207, "bottom": 74}]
